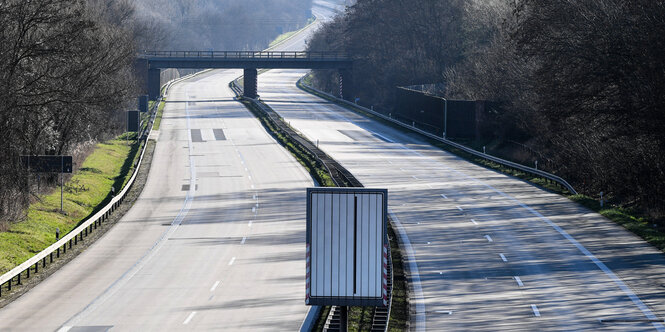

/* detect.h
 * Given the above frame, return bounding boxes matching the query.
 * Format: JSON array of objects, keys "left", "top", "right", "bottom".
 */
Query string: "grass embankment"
[
  {"left": 152, "top": 100, "right": 166, "bottom": 130},
  {"left": 268, "top": 17, "right": 316, "bottom": 48},
  {"left": 0, "top": 134, "right": 142, "bottom": 274},
  {"left": 298, "top": 78, "right": 665, "bottom": 255},
  {"left": 569, "top": 195, "right": 665, "bottom": 250}
]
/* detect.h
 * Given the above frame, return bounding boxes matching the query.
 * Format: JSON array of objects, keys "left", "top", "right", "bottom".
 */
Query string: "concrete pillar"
[
  {"left": 148, "top": 68, "right": 161, "bottom": 101},
  {"left": 133, "top": 58, "right": 149, "bottom": 95},
  {"left": 339, "top": 69, "right": 354, "bottom": 102},
  {"left": 243, "top": 68, "right": 258, "bottom": 99}
]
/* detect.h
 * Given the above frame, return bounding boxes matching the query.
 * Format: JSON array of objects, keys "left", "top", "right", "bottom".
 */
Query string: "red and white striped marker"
[
  {"left": 306, "top": 243, "right": 311, "bottom": 304},
  {"left": 382, "top": 243, "right": 388, "bottom": 306}
]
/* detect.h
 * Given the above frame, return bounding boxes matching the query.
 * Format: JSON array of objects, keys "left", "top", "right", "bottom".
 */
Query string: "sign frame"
[
  {"left": 20, "top": 155, "right": 73, "bottom": 173},
  {"left": 305, "top": 187, "right": 388, "bottom": 307},
  {"left": 126, "top": 110, "right": 140, "bottom": 133}
]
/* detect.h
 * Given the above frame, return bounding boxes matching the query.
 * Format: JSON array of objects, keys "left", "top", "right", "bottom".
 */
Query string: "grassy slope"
[
  {"left": 0, "top": 136, "right": 140, "bottom": 274},
  {"left": 152, "top": 100, "right": 166, "bottom": 130}
]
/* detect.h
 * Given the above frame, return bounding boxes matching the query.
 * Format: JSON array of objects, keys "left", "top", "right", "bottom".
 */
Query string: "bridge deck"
[{"left": 139, "top": 51, "right": 352, "bottom": 69}]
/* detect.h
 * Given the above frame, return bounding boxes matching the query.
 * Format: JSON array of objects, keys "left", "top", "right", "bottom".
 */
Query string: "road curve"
[
  {"left": 0, "top": 2, "right": 347, "bottom": 331},
  {"left": 257, "top": 68, "right": 665, "bottom": 331}
]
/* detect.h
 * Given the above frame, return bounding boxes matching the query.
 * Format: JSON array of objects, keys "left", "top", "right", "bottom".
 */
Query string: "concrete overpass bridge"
[{"left": 136, "top": 51, "right": 353, "bottom": 100}]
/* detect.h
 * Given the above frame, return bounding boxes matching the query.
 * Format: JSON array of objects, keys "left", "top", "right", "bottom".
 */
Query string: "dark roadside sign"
[{"left": 20, "top": 155, "right": 73, "bottom": 173}]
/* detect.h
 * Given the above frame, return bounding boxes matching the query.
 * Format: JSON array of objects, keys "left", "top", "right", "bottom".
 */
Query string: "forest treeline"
[
  {"left": 308, "top": 0, "right": 665, "bottom": 219},
  {"left": 0, "top": 0, "right": 313, "bottom": 226}
]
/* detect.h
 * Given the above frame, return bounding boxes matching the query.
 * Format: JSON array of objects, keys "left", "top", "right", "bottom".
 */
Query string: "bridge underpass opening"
[{"left": 135, "top": 51, "right": 354, "bottom": 100}]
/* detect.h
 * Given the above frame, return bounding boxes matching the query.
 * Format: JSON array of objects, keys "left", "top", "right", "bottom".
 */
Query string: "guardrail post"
[
  {"left": 7, "top": 277, "right": 11, "bottom": 291},
  {"left": 57, "top": 247, "right": 60, "bottom": 258},
  {"left": 17, "top": 272, "right": 21, "bottom": 285},
  {"left": 74, "top": 235, "right": 77, "bottom": 245},
  {"left": 26, "top": 267, "right": 29, "bottom": 279}
]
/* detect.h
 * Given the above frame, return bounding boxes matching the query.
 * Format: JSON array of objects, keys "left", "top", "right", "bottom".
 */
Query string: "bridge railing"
[{"left": 140, "top": 51, "right": 350, "bottom": 60}]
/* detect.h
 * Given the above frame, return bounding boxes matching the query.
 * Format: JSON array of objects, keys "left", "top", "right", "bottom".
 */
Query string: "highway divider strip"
[{"left": 230, "top": 78, "right": 403, "bottom": 332}]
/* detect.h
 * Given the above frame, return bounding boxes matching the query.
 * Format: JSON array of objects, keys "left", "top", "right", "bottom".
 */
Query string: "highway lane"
[
  {"left": 257, "top": 69, "right": 665, "bottom": 330},
  {"left": 0, "top": 1, "right": 347, "bottom": 330},
  {"left": 0, "top": 70, "right": 315, "bottom": 331}
]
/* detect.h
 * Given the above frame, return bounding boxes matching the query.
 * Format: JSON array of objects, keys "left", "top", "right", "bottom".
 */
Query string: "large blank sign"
[
  {"left": 306, "top": 187, "right": 388, "bottom": 307},
  {"left": 21, "top": 155, "right": 72, "bottom": 173}
]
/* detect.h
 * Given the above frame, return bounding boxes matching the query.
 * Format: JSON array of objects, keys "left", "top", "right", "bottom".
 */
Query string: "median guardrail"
[
  {"left": 297, "top": 78, "right": 578, "bottom": 195},
  {"left": 231, "top": 78, "right": 394, "bottom": 332}
]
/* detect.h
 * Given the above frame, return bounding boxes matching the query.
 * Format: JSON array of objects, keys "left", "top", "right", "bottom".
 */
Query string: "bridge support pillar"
[
  {"left": 148, "top": 68, "right": 161, "bottom": 101},
  {"left": 339, "top": 69, "right": 354, "bottom": 102},
  {"left": 243, "top": 68, "right": 258, "bottom": 99}
]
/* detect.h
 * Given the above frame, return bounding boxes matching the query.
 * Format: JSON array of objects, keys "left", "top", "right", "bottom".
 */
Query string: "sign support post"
[
  {"left": 60, "top": 172, "right": 63, "bottom": 213},
  {"left": 340, "top": 306, "right": 348, "bottom": 332}
]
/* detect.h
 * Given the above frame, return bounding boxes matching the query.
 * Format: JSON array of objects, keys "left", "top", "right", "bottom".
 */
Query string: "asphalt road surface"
[
  {"left": 257, "top": 68, "right": 665, "bottom": 331},
  {"left": 0, "top": 68, "right": 317, "bottom": 331},
  {"left": 0, "top": 2, "right": 348, "bottom": 331}
]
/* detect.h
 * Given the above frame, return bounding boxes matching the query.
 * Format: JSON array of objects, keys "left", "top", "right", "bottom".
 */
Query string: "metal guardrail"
[
  {"left": 0, "top": 75, "right": 189, "bottom": 298},
  {"left": 231, "top": 78, "right": 393, "bottom": 332},
  {"left": 297, "top": 78, "right": 578, "bottom": 195},
  {"left": 140, "top": 51, "right": 350, "bottom": 60}
]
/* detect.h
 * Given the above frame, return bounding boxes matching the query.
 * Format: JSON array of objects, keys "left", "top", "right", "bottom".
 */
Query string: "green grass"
[
  {"left": 568, "top": 195, "right": 665, "bottom": 251},
  {"left": 0, "top": 136, "right": 140, "bottom": 274},
  {"left": 268, "top": 17, "right": 316, "bottom": 48},
  {"left": 269, "top": 30, "right": 300, "bottom": 48},
  {"left": 152, "top": 100, "right": 166, "bottom": 130}
]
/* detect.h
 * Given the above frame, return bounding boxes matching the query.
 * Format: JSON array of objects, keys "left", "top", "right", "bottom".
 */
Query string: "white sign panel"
[{"left": 306, "top": 187, "right": 388, "bottom": 307}]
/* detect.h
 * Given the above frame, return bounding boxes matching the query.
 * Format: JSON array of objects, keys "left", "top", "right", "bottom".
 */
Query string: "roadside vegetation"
[
  {"left": 307, "top": 0, "right": 665, "bottom": 231},
  {"left": 268, "top": 17, "right": 316, "bottom": 48},
  {"left": 152, "top": 100, "right": 167, "bottom": 130},
  {"left": 0, "top": 135, "right": 141, "bottom": 274}
]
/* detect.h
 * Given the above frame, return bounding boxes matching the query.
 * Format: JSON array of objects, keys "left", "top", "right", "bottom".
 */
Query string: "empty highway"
[
  {"left": 0, "top": 1, "right": 345, "bottom": 330},
  {"left": 258, "top": 68, "right": 665, "bottom": 330}
]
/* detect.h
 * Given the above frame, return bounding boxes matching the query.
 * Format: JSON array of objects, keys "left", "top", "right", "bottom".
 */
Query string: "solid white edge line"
[
  {"left": 183, "top": 311, "right": 197, "bottom": 325},
  {"left": 388, "top": 210, "right": 426, "bottom": 331},
  {"left": 391, "top": 142, "right": 664, "bottom": 330},
  {"left": 373, "top": 132, "right": 395, "bottom": 143},
  {"left": 55, "top": 88, "right": 199, "bottom": 330},
  {"left": 500, "top": 253, "right": 508, "bottom": 262},
  {"left": 210, "top": 281, "right": 220, "bottom": 292},
  {"left": 56, "top": 327, "right": 72, "bottom": 332},
  {"left": 531, "top": 304, "right": 541, "bottom": 317}
]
